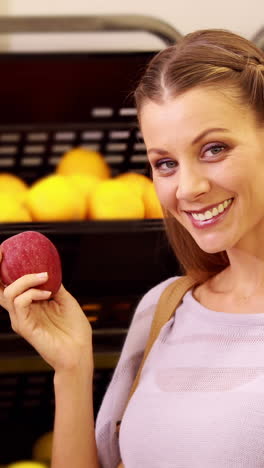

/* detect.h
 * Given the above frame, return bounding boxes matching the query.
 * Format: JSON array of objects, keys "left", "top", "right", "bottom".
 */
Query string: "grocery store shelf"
[{"left": 0, "top": 218, "right": 165, "bottom": 235}]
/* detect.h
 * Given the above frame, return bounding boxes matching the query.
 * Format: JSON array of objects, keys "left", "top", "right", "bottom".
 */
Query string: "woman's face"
[{"left": 140, "top": 87, "right": 264, "bottom": 255}]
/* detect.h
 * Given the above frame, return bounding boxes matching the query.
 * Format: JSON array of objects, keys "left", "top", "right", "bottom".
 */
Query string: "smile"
[
  {"left": 186, "top": 198, "right": 234, "bottom": 229},
  {"left": 190, "top": 198, "right": 233, "bottom": 221}
]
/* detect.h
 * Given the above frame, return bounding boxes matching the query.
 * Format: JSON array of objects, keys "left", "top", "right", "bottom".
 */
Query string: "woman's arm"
[
  {"left": 0, "top": 261, "right": 101, "bottom": 467},
  {"left": 52, "top": 362, "right": 99, "bottom": 468}
]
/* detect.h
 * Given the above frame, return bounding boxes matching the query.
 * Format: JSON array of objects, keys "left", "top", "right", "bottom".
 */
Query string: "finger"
[
  {"left": 14, "top": 288, "right": 52, "bottom": 308},
  {"left": 10, "top": 288, "right": 52, "bottom": 333},
  {"left": 3, "top": 272, "right": 49, "bottom": 302}
]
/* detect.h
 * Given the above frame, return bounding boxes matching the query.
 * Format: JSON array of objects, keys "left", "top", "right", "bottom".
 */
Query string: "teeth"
[
  {"left": 212, "top": 207, "right": 219, "bottom": 216},
  {"left": 203, "top": 211, "right": 213, "bottom": 220},
  {"left": 191, "top": 198, "right": 233, "bottom": 221}
]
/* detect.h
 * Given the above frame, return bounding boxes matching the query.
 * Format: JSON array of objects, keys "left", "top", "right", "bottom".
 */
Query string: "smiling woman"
[
  {"left": 140, "top": 85, "right": 264, "bottom": 263},
  {"left": 94, "top": 29, "right": 264, "bottom": 468},
  {"left": 135, "top": 29, "right": 264, "bottom": 286}
]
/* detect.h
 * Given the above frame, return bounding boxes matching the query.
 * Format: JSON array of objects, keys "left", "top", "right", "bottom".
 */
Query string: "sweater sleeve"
[{"left": 95, "top": 276, "right": 180, "bottom": 468}]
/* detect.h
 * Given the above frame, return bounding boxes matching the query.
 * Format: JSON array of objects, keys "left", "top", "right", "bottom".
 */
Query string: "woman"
[{"left": 1, "top": 28, "right": 264, "bottom": 467}]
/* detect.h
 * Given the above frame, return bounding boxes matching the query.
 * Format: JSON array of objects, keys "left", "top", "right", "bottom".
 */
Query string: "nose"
[{"left": 176, "top": 164, "right": 211, "bottom": 201}]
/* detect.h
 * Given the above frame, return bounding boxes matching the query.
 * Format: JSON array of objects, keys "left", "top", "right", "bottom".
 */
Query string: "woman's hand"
[{"left": 0, "top": 250, "right": 93, "bottom": 373}]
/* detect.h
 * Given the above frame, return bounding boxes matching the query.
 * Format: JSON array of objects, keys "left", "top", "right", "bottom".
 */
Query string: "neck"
[{"left": 213, "top": 247, "right": 264, "bottom": 299}]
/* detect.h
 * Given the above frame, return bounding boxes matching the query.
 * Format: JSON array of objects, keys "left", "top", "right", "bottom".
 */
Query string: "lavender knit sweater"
[{"left": 95, "top": 276, "right": 264, "bottom": 467}]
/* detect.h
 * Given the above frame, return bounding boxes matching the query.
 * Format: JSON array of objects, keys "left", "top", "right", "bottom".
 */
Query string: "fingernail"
[{"left": 36, "top": 272, "right": 48, "bottom": 278}]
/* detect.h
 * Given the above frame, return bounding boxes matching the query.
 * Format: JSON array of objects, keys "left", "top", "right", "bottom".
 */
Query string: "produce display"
[
  {"left": 25, "top": 174, "right": 87, "bottom": 222},
  {"left": 0, "top": 231, "right": 62, "bottom": 296},
  {"left": 0, "top": 193, "right": 32, "bottom": 223},
  {"left": 0, "top": 147, "right": 163, "bottom": 222},
  {"left": 89, "top": 178, "right": 145, "bottom": 219},
  {"left": 56, "top": 147, "right": 111, "bottom": 180},
  {"left": 0, "top": 173, "right": 28, "bottom": 199}
]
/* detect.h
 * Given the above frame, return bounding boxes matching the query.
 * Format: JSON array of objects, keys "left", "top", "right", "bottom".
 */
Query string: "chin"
[
  {"left": 201, "top": 245, "right": 226, "bottom": 254},
  {"left": 194, "top": 237, "right": 230, "bottom": 255}
]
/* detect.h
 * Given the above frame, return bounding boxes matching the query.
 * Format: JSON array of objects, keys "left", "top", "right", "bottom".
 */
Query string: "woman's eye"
[
  {"left": 154, "top": 159, "right": 177, "bottom": 172},
  {"left": 203, "top": 143, "right": 226, "bottom": 158}
]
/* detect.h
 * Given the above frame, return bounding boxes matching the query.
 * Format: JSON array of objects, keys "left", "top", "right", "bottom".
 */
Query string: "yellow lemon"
[
  {"left": 6, "top": 462, "right": 48, "bottom": 468},
  {"left": 143, "top": 182, "right": 163, "bottom": 219},
  {"left": 65, "top": 173, "right": 102, "bottom": 218},
  {"left": 0, "top": 193, "right": 32, "bottom": 222},
  {"left": 116, "top": 172, "right": 152, "bottom": 197},
  {"left": 32, "top": 431, "right": 53, "bottom": 464},
  {"left": 0, "top": 173, "right": 28, "bottom": 202},
  {"left": 25, "top": 174, "right": 86, "bottom": 221},
  {"left": 90, "top": 179, "right": 145, "bottom": 219},
  {"left": 56, "top": 147, "right": 111, "bottom": 180}
]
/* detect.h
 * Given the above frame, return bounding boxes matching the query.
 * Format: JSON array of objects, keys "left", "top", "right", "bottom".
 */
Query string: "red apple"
[{"left": 0, "top": 231, "right": 62, "bottom": 296}]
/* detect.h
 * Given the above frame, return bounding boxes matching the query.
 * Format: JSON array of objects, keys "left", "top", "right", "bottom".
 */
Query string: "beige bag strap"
[{"left": 116, "top": 275, "right": 198, "bottom": 438}]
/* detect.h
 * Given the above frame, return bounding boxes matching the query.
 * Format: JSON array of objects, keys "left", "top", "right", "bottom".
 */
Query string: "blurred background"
[
  {"left": 0, "top": 0, "right": 264, "bottom": 51},
  {"left": 0, "top": 2, "right": 263, "bottom": 467},
  {"left": 0, "top": 0, "right": 263, "bottom": 38}
]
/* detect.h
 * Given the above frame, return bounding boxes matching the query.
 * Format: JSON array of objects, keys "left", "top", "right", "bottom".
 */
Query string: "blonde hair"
[{"left": 135, "top": 29, "right": 264, "bottom": 284}]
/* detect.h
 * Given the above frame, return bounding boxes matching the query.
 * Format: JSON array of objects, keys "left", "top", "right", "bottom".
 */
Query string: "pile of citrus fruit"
[{"left": 0, "top": 147, "right": 163, "bottom": 222}]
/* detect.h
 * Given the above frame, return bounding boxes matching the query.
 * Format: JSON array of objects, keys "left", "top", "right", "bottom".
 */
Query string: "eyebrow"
[{"left": 147, "top": 127, "right": 230, "bottom": 156}]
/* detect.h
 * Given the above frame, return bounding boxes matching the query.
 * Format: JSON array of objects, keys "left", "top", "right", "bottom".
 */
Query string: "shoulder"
[
  {"left": 136, "top": 275, "right": 183, "bottom": 312},
  {"left": 112, "top": 276, "right": 184, "bottom": 373},
  {"left": 140, "top": 276, "right": 185, "bottom": 307}
]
